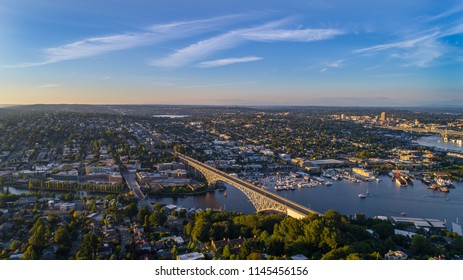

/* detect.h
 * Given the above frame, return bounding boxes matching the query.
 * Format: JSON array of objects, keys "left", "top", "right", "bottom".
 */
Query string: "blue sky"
[{"left": 1, "top": 0, "right": 462, "bottom": 106}]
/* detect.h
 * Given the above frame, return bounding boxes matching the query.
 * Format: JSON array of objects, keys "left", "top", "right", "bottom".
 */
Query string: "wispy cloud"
[
  {"left": 6, "top": 15, "right": 243, "bottom": 68},
  {"left": 150, "top": 20, "right": 344, "bottom": 67},
  {"left": 196, "top": 56, "right": 262, "bottom": 68},
  {"left": 420, "top": 3, "right": 463, "bottom": 22},
  {"left": 353, "top": 9, "right": 463, "bottom": 68},
  {"left": 36, "top": 84, "right": 62, "bottom": 88},
  {"left": 241, "top": 28, "right": 344, "bottom": 42},
  {"left": 354, "top": 32, "right": 444, "bottom": 67},
  {"left": 354, "top": 33, "right": 439, "bottom": 53},
  {"left": 320, "top": 59, "right": 345, "bottom": 72}
]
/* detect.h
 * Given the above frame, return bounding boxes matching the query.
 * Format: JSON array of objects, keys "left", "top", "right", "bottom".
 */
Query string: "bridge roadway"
[
  {"left": 176, "top": 153, "right": 320, "bottom": 217},
  {"left": 384, "top": 126, "right": 463, "bottom": 137},
  {"left": 121, "top": 170, "right": 153, "bottom": 211}
]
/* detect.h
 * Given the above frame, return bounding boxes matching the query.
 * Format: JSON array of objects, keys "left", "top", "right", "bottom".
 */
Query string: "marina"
[
  {"left": 3, "top": 168, "right": 462, "bottom": 229},
  {"left": 3, "top": 171, "right": 461, "bottom": 228}
]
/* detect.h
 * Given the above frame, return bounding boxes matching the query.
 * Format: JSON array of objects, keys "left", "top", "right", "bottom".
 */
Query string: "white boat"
[
  {"left": 313, "top": 176, "right": 325, "bottom": 182},
  {"left": 358, "top": 190, "right": 369, "bottom": 198}
]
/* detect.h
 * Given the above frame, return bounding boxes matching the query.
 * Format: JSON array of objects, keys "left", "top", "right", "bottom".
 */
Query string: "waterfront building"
[{"left": 352, "top": 167, "right": 374, "bottom": 178}]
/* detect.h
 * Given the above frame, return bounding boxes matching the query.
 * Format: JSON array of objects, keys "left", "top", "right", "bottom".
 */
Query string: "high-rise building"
[{"left": 380, "top": 112, "right": 386, "bottom": 121}]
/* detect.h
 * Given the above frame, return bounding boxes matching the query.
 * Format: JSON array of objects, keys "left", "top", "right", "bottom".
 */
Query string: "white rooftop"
[{"left": 177, "top": 252, "right": 204, "bottom": 260}]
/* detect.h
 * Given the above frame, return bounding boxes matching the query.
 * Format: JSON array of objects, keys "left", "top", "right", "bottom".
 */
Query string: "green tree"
[
  {"left": 411, "top": 235, "right": 433, "bottom": 257},
  {"left": 149, "top": 210, "right": 167, "bottom": 227},
  {"left": 247, "top": 252, "right": 262, "bottom": 260},
  {"left": 191, "top": 219, "right": 211, "bottom": 242},
  {"left": 76, "top": 233, "right": 99, "bottom": 260},
  {"left": 22, "top": 245, "right": 39, "bottom": 260},
  {"left": 372, "top": 223, "right": 394, "bottom": 240},
  {"left": 266, "top": 237, "right": 285, "bottom": 256},
  {"left": 171, "top": 245, "right": 178, "bottom": 259},
  {"left": 54, "top": 226, "right": 72, "bottom": 246},
  {"left": 137, "top": 206, "right": 150, "bottom": 222},
  {"left": 320, "top": 227, "right": 339, "bottom": 251},
  {"left": 178, "top": 208, "right": 187, "bottom": 218},
  {"left": 9, "top": 240, "right": 22, "bottom": 251},
  {"left": 356, "top": 150, "right": 371, "bottom": 159},
  {"left": 346, "top": 253, "right": 362, "bottom": 260},
  {"left": 29, "top": 220, "right": 50, "bottom": 249},
  {"left": 125, "top": 203, "right": 138, "bottom": 218},
  {"left": 222, "top": 244, "right": 231, "bottom": 259}
]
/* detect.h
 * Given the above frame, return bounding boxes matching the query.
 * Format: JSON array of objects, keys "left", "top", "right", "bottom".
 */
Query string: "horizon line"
[{"left": 2, "top": 103, "right": 463, "bottom": 109}]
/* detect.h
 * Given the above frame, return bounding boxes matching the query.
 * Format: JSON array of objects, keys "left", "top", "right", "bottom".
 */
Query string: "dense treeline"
[
  {"left": 28, "top": 180, "right": 122, "bottom": 193},
  {"left": 184, "top": 209, "right": 463, "bottom": 260}
]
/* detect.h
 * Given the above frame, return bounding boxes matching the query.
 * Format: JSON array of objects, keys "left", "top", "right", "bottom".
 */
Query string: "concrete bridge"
[{"left": 175, "top": 153, "right": 320, "bottom": 218}]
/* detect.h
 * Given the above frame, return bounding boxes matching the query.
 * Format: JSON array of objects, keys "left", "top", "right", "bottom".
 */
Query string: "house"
[
  {"left": 97, "top": 245, "right": 113, "bottom": 258},
  {"left": 211, "top": 239, "right": 228, "bottom": 250},
  {"left": 384, "top": 250, "right": 408, "bottom": 260},
  {"left": 211, "top": 237, "right": 245, "bottom": 254},
  {"left": 9, "top": 253, "right": 24, "bottom": 260},
  {"left": 41, "top": 246, "right": 58, "bottom": 260},
  {"left": 0, "top": 222, "right": 14, "bottom": 238},
  {"left": 176, "top": 252, "right": 205, "bottom": 260},
  {"left": 291, "top": 254, "right": 308, "bottom": 260},
  {"left": 138, "top": 242, "right": 152, "bottom": 253}
]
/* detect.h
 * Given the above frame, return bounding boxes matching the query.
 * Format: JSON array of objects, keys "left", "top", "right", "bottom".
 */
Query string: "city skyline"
[{"left": 1, "top": 0, "right": 462, "bottom": 106}]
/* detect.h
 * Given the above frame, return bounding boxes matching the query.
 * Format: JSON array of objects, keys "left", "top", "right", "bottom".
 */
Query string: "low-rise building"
[
  {"left": 176, "top": 252, "right": 205, "bottom": 260},
  {"left": 352, "top": 167, "right": 374, "bottom": 178},
  {"left": 384, "top": 250, "right": 408, "bottom": 260}
]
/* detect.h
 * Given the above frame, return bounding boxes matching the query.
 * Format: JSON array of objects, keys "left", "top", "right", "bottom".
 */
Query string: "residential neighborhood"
[{"left": 1, "top": 105, "right": 463, "bottom": 260}]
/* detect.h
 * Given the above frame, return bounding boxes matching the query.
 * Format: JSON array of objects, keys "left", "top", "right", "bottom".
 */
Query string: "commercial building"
[
  {"left": 352, "top": 168, "right": 374, "bottom": 178},
  {"left": 380, "top": 112, "right": 386, "bottom": 121}
]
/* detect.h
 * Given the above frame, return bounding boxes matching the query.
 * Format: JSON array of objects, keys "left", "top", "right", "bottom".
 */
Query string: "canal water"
[
  {"left": 3, "top": 177, "right": 462, "bottom": 226},
  {"left": 415, "top": 135, "right": 463, "bottom": 152},
  {"left": 0, "top": 186, "right": 99, "bottom": 198},
  {"left": 153, "top": 176, "right": 463, "bottom": 226}
]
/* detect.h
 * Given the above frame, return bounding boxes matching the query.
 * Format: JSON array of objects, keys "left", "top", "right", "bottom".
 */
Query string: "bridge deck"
[{"left": 176, "top": 153, "right": 320, "bottom": 217}]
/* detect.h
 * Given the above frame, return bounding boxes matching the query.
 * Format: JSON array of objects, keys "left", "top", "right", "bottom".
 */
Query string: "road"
[
  {"left": 121, "top": 171, "right": 153, "bottom": 211},
  {"left": 176, "top": 153, "right": 319, "bottom": 216}
]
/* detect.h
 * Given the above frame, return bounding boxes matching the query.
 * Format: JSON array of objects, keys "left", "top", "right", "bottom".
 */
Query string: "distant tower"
[
  {"left": 380, "top": 112, "right": 386, "bottom": 121},
  {"left": 340, "top": 114, "right": 345, "bottom": 120}
]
